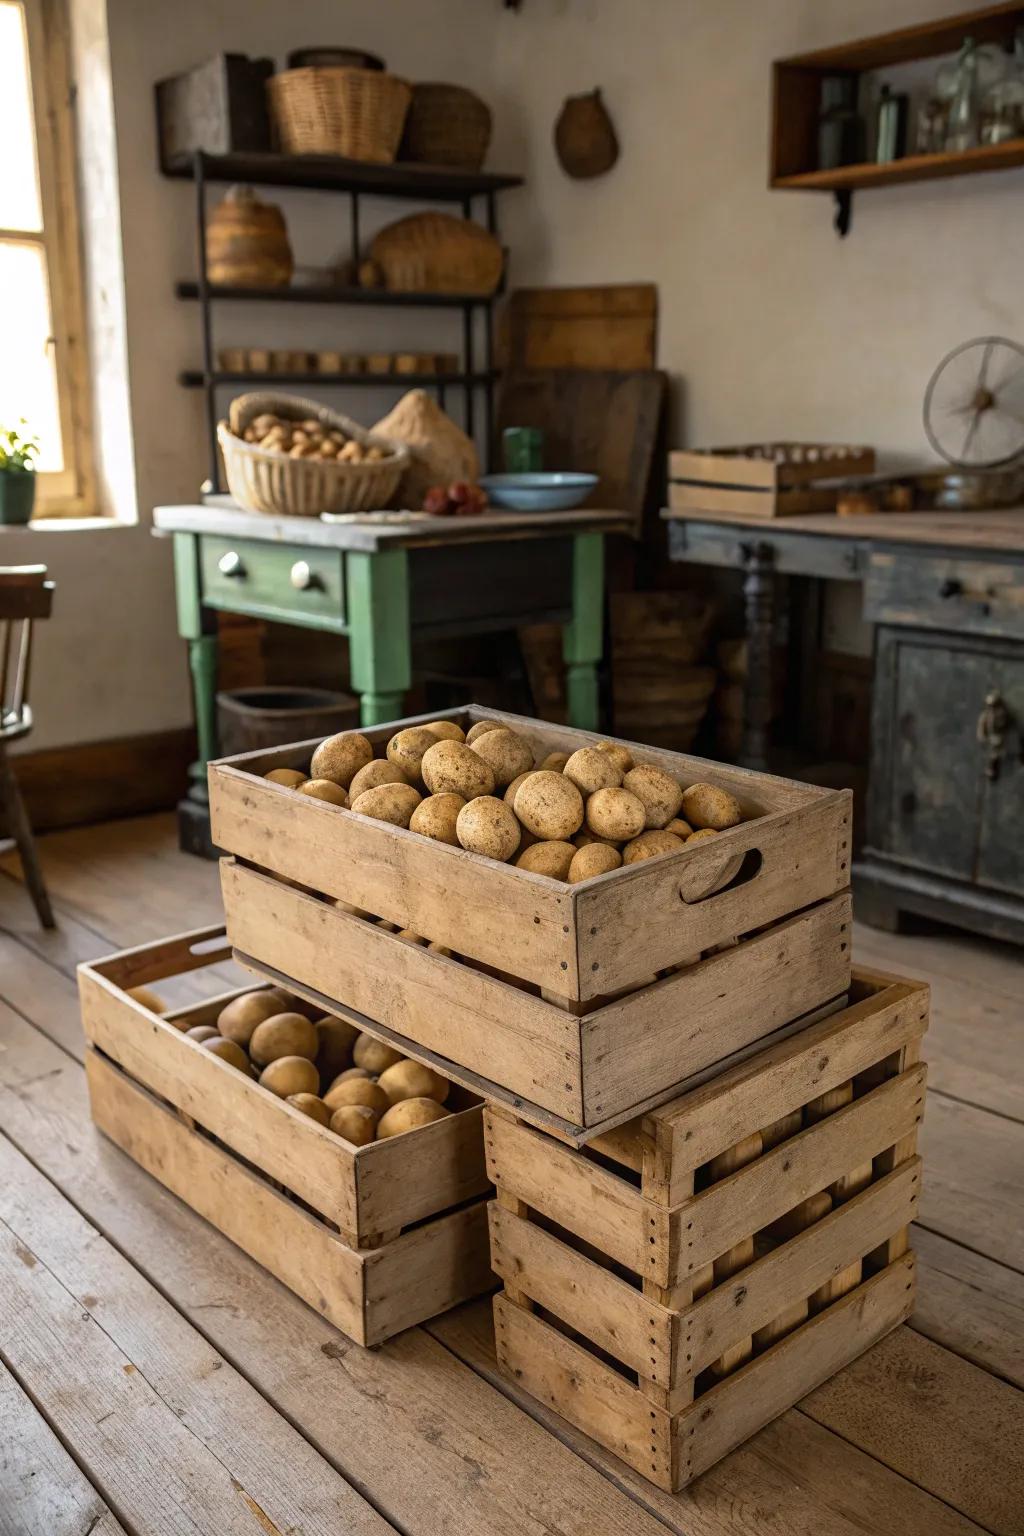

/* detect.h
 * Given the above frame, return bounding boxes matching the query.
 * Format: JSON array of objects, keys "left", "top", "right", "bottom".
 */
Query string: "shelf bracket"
[{"left": 833, "top": 189, "right": 852, "bottom": 238}]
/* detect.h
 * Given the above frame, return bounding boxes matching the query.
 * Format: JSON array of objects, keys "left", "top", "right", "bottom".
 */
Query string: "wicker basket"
[
  {"left": 218, "top": 393, "right": 408, "bottom": 516},
  {"left": 399, "top": 83, "right": 492, "bottom": 170},
  {"left": 268, "top": 68, "right": 410, "bottom": 162},
  {"left": 368, "top": 212, "right": 503, "bottom": 296}
]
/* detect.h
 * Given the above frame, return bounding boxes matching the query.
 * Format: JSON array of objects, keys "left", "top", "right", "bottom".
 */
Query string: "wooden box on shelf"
[
  {"left": 210, "top": 706, "right": 853, "bottom": 1141},
  {"left": 78, "top": 928, "right": 493, "bottom": 1347},
  {"left": 487, "top": 969, "right": 929, "bottom": 1492},
  {"left": 667, "top": 445, "right": 875, "bottom": 519}
]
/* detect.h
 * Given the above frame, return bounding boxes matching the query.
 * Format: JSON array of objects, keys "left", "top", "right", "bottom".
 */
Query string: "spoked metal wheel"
[{"left": 923, "top": 336, "right": 1024, "bottom": 468}]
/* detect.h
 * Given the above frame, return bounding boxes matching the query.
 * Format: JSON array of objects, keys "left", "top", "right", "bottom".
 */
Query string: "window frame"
[{"left": 4, "top": 0, "right": 93, "bottom": 517}]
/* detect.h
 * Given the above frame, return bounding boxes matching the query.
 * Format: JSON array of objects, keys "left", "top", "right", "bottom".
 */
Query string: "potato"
[
  {"left": 327, "top": 1067, "right": 370, "bottom": 1088},
  {"left": 377, "top": 1059, "right": 450, "bottom": 1106},
  {"left": 465, "top": 719, "right": 501, "bottom": 744},
  {"left": 310, "top": 732, "right": 373, "bottom": 787},
  {"left": 329, "top": 1103, "right": 378, "bottom": 1146},
  {"left": 351, "top": 782, "right": 421, "bottom": 827},
  {"left": 199, "top": 1036, "right": 249, "bottom": 1070},
  {"left": 348, "top": 759, "right": 409, "bottom": 800},
  {"left": 503, "top": 770, "right": 533, "bottom": 808},
  {"left": 681, "top": 783, "right": 743, "bottom": 831},
  {"left": 315, "top": 1015, "right": 359, "bottom": 1081},
  {"left": 387, "top": 726, "right": 439, "bottom": 780},
  {"left": 410, "top": 791, "right": 465, "bottom": 845},
  {"left": 287, "top": 1093, "right": 331, "bottom": 1127},
  {"left": 539, "top": 751, "right": 571, "bottom": 771},
  {"left": 623, "top": 766, "right": 684, "bottom": 830},
  {"left": 686, "top": 827, "right": 719, "bottom": 843},
  {"left": 563, "top": 747, "right": 622, "bottom": 796},
  {"left": 514, "top": 770, "right": 584, "bottom": 841},
  {"left": 585, "top": 787, "right": 646, "bottom": 842},
  {"left": 376, "top": 1097, "right": 451, "bottom": 1139},
  {"left": 259, "top": 1055, "right": 320, "bottom": 1098},
  {"left": 298, "top": 778, "right": 348, "bottom": 807},
  {"left": 186, "top": 1025, "right": 219, "bottom": 1042},
  {"left": 249, "top": 1012, "right": 318, "bottom": 1067},
  {"left": 622, "top": 829, "right": 686, "bottom": 865},
  {"left": 573, "top": 829, "right": 619, "bottom": 849},
  {"left": 515, "top": 841, "right": 576, "bottom": 880},
  {"left": 420, "top": 740, "right": 494, "bottom": 800},
  {"left": 422, "top": 720, "right": 466, "bottom": 743},
  {"left": 457, "top": 796, "right": 521, "bottom": 861},
  {"left": 568, "top": 843, "right": 622, "bottom": 882},
  {"left": 127, "top": 985, "right": 166, "bottom": 1013},
  {"left": 353, "top": 1032, "right": 404, "bottom": 1075},
  {"left": 468, "top": 728, "right": 534, "bottom": 788},
  {"left": 596, "top": 741, "right": 634, "bottom": 775},
  {"left": 264, "top": 768, "right": 307, "bottom": 788},
  {"left": 396, "top": 928, "right": 426, "bottom": 944},
  {"left": 217, "top": 990, "right": 287, "bottom": 1047},
  {"left": 665, "top": 818, "right": 693, "bottom": 839},
  {"left": 427, "top": 941, "right": 452, "bottom": 957},
  {"left": 323, "top": 1076, "right": 389, "bottom": 1115}
]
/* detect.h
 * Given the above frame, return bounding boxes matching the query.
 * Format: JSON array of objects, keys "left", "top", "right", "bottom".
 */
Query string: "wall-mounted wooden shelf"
[{"left": 772, "top": 2, "right": 1024, "bottom": 233}]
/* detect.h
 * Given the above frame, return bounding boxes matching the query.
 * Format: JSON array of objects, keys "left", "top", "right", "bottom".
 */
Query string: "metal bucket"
[{"left": 216, "top": 686, "right": 359, "bottom": 757}]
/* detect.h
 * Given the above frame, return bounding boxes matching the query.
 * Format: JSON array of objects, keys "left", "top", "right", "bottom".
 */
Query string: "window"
[{"left": 1, "top": 0, "right": 91, "bottom": 515}]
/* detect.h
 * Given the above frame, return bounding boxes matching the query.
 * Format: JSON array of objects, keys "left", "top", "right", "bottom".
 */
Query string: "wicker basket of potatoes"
[
  {"left": 262, "top": 719, "right": 752, "bottom": 886},
  {"left": 218, "top": 392, "right": 409, "bottom": 516}
]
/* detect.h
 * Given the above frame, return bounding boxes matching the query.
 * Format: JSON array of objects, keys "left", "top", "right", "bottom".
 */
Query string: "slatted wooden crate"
[
  {"left": 211, "top": 705, "right": 852, "bottom": 1139},
  {"left": 668, "top": 444, "right": 875, "bottom": 519},
  {"left": 485, "top": 970, "right": 928, "bottom": 1490},
  {"left": 78, "top": 928, "right": 493, "bottom": 1347}
]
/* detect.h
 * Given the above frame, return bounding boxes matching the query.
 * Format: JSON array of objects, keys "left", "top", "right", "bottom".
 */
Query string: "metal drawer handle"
[
  {"left": 290, "top": 560, "right": 322, "bottom": 592},
  {"left": 939, "top": 577, "right": 962, "bottom": 599},
  {"left": 977, "top": 690, "right": 1012, "bottom": 782},
  {"left": 218, "top": 551, "right": 245, "bottom": 579}
]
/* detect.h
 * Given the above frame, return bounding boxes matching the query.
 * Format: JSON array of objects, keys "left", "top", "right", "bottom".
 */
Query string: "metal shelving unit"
[{"left": 167, "top": 149, "right": 524, "bottom": 488}]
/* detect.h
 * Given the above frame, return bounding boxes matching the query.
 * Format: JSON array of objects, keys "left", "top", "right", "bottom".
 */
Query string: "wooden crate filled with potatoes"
[
  {"left": 212, "top": 709, "right": 854, "bottom": 1141},
  {"left": 78, "top": 929, "right": 493, "bottom": 1346}
]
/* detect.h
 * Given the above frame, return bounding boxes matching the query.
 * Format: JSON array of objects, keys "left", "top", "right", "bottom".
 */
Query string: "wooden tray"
[
  {"left": 668, "top": 444, "right": 875, "bottom": 519},
  {"left": 486, "top": 969, "right": 928, "bottom": 1489},
  {"left": 208, "top": 705, "right": 853, "bottom": 1006}
]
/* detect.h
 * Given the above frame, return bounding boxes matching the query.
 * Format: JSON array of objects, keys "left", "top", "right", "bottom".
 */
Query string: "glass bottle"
[
  {"left": 817, "top": 76, "right": 865, "bottom": 170},
  {"left": 980, "top": 27, "right": 1024, "bottom": 144},
  {"left": 876, "top": 83, "right": 908, "bottom": 162},
  {"left": 946, "top": 37, "right": 982, "bottom": 151}
]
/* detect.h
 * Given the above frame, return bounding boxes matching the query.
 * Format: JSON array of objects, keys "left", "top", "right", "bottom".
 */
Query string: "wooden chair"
[{"left": 0, "top": 565, "right": 56, "bottom": 928}]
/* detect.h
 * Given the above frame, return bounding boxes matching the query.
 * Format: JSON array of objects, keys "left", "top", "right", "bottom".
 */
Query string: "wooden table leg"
[
  {"left": 740, "top": 539, "right": 776, "bottom": 771},
  {"left": 173, "top": 533, "right": 218, "bottom": 802},
  {"left": 0, "top": 743, "right": 55, "bottom": 928},
  {"left": 347, "top": 549, "right": 411, "bottom": 727},
  {"left": 563, "top": 532, "right": 604, "bottom": 731}
]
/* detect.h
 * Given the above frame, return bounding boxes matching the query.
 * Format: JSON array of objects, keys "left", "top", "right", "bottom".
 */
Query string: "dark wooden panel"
[
  {"left": 409, "top": 539, "right": 573, "bottom": 635},
  {"left": 865, "top": 552, "right": 1024, "bottom": 641},
  {"left": 4, "top": 729, "right": 194, "bottom": 834},
  {"left": 976, "top": 653, "right": 1024, "bottom": 898},
  {"left": 667, "top": 519, "right": 866, "bottom": 580},
  {"left": 500, "top": 285, "right": 657, "bottom": 372}
]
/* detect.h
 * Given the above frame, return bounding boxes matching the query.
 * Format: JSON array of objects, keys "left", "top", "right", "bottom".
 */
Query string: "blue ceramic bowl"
[{"left": 480, "top": 472, "right": 598, "bottom": 512}]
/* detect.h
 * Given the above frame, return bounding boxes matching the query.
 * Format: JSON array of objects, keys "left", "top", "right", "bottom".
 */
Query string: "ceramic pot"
[
  {"left": 554, "top": 88, "right": 619, "bottom": 178},
  {"left": 0, "top": 470, "right": 36, "bottom": 525}
]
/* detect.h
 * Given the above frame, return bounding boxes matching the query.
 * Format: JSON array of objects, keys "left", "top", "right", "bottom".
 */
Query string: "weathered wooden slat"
[{"left": 912, "top": 1226, "right": 1024, "bottom": 1389}]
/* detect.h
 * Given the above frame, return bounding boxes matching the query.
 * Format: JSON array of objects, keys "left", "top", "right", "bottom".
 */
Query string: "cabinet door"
[{"left": 976, "top": 655, "right": 1024, "bottom": 898}]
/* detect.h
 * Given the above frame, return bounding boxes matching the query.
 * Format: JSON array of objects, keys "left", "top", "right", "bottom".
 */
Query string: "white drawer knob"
[{"left": 290, "top": 560, "right": 314, "bottom": 590}]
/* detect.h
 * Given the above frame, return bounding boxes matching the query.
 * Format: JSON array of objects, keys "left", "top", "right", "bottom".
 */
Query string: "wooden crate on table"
[
  {"left": 210, "top": 705, "right": 853, "bottom": 1142},
  {"left": 485, "top": 969, "right": 928, "bottom": 1491},
  {"left": 668, "top": 444, "right": 875, "bottom": 519},
  {"left": 78, "top": 928, "right": 493, "bottom": 1347}
]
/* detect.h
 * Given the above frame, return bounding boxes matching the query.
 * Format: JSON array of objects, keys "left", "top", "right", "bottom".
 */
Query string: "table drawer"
[
  {"left": 200, "top": 536, "right": 346, "bottom": 631},
  {"left": 864, "top": 552, "right": 1024, "bottom": 640}
]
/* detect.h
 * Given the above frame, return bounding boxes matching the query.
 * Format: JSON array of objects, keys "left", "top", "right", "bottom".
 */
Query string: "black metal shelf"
[
  {"left": 180, "top": 369, "right": 499, "bottom": 389},
  {"left": 175, "top": 280, "right": 498, "bottom": 309},
  {"left": 162, "top": 149, "right": 523, "bottom": 201}
]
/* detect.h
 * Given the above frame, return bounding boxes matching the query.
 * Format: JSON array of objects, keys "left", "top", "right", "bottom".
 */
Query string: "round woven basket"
[
  {"left": 268, "top": 67, "right": 411, "bottom": 162},
  {"left": 219, "top": 393, "right": 408, "bottom": 516},
  {"left": 368, "top": 212, "right": 504, "bottom": 295},
  {"left": 399, "top": 83, "right": 492, "bottom": 170}
]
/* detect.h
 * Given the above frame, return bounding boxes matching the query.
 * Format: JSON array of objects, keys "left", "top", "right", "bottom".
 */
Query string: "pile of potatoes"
[
  {"left": 174, "top": 985, "right": 451, "bottom": 1146},
  {"left": 235, "top": 411, "right": 390, "bottom": 464},
  {"left": 263, "top": 720, "right": 747, "bottom": 882}
]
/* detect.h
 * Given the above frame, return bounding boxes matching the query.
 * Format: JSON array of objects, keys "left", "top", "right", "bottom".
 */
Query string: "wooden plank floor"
[{"left": 1, "top": 814, "right": 1022, "bottom": 1536}]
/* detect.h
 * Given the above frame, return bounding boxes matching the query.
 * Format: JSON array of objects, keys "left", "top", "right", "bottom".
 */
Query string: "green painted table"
[{"left": 154, "top": 499, "right": 628, "bottom": 832}]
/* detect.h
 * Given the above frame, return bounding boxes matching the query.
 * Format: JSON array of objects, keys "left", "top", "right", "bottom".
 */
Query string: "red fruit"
[
  {"left": 449, "top": 481, "right": 472, "bottom": 504},
  {"left": 423, "top": 485, "right": 452, "bottom": 515}
]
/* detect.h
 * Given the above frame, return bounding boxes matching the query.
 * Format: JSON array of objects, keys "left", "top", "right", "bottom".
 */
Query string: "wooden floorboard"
[{"left": 0, "top": 814, "right": 1022, "bottom": 1532}]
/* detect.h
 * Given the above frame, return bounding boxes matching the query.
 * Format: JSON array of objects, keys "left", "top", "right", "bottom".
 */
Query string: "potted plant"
[{"left": 0, "top": 422, "right": 40, "bottom": 525}]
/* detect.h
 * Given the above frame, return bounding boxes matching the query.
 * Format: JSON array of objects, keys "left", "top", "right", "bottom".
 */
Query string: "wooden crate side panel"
[
  {"left": 682, "top": 1065, "right": 928, "bottom": 1277},
  {"left": 485, "top": 1109, "right": 654, "bottom": 1276},
  {"left": 85, "top": 925, "right": 232, "bottom": 991},
  {"left": 493, "top": 1293, "right": 675, "bottom": 1490},
  {"left": 209, "top": 768, "right": 580, "bottom": 996},
  {"left": 84, "top": 1049, "right": 369, "bottom": 1345},
  {"left": 677, "top": 1254, "right": 917, "bottom": 1487},
  {"left": 488, "top": 1202, "right": 674, "bottom": 1389},
  {"left": 576, "top": 792, "right": 851, "bottom": 997},
  {"left": 682, "top": 1159, "right": 921, "bottom": 1377},
  {"left": 667, "top": 483, "right": 838, "bottom": 517},
  {"left": 361, "top": 1201, "right": 493, "bottom": 1347},
  {"left": 222, "top": 861, "right": 584, "bottom": 1123},
  {"left": 78, "top": 969, "right": 359, "bottom": 1231},
  {"left": 355, "top": 1104, "right": 490, "bottom": 1234},
  {"left": 668, "top": 451, "right": 780, "bottom": 490},
  {"left": 650, "top": 978, "right": 929, "bottom": 1200},
  {"left": 581, "top": 896, "right": 852, "bottom": 1123}
]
